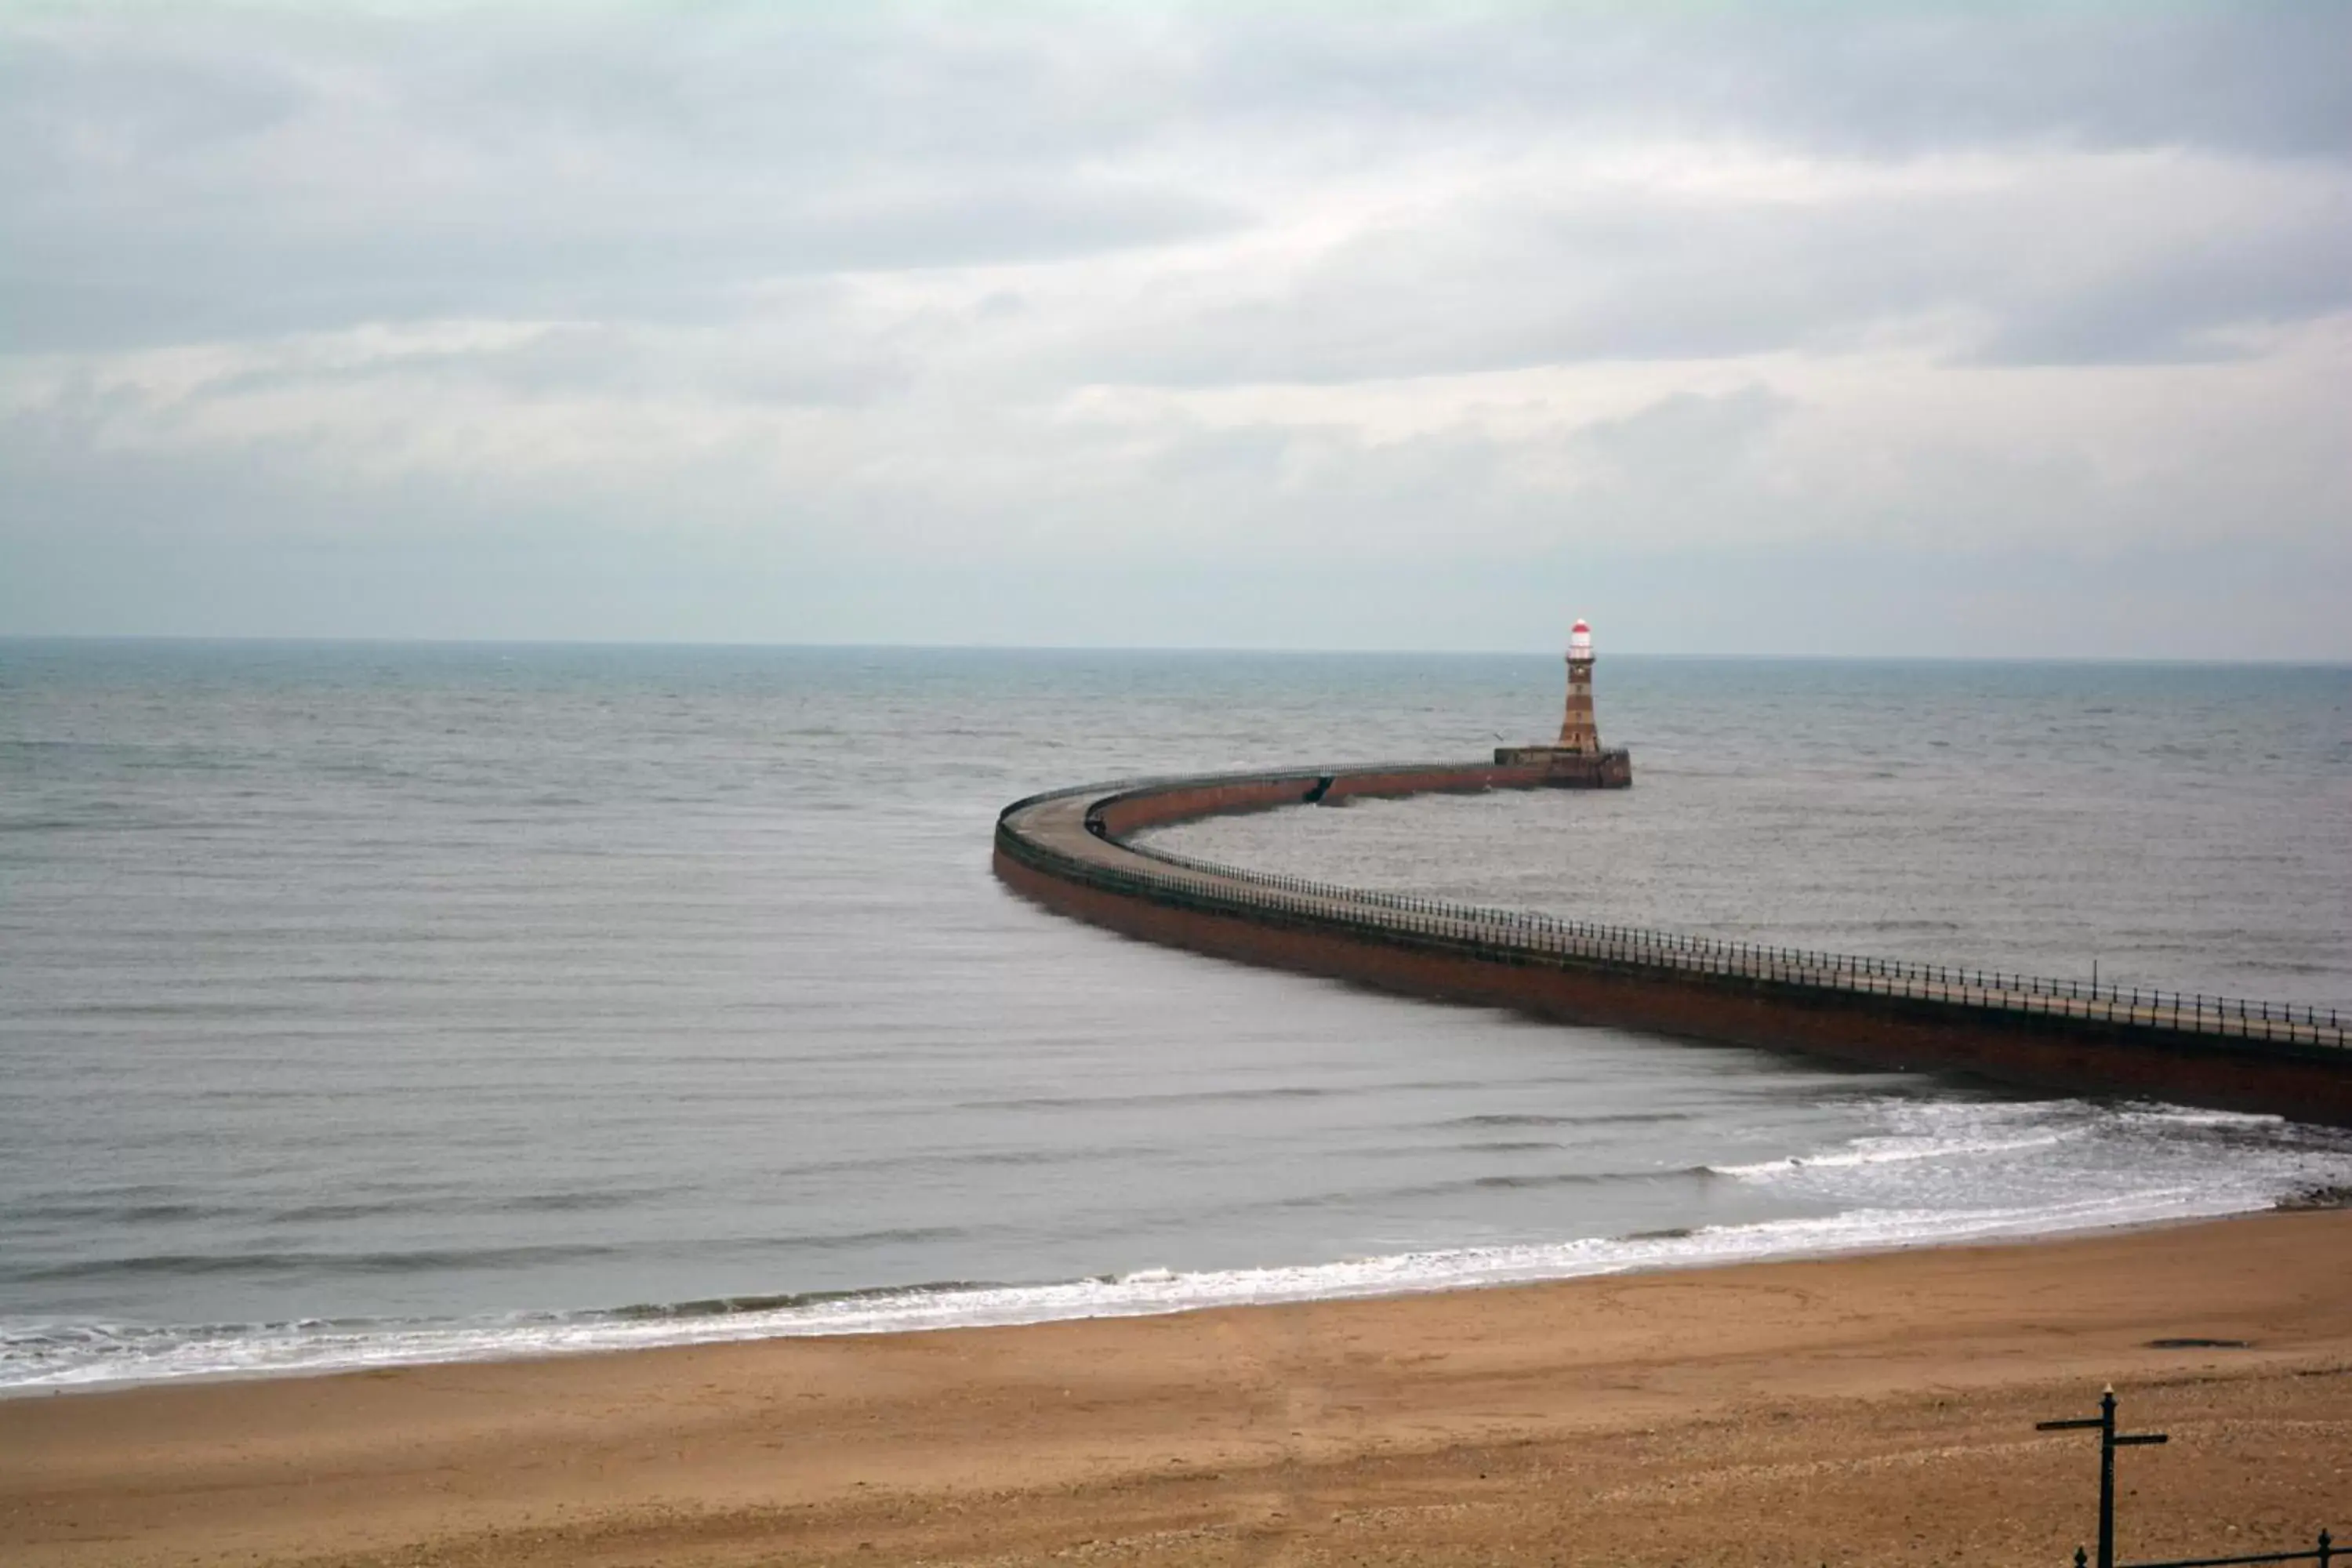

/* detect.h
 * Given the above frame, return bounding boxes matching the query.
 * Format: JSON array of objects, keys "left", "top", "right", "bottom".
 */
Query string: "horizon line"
[{"left": 2, "top": 633, "right": 2347, "bottom": 669}]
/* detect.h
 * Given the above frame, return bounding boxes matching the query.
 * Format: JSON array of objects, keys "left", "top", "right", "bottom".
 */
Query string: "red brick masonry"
[{"left": 993, "top": 761, "right": 2352, "bottom": 1129}]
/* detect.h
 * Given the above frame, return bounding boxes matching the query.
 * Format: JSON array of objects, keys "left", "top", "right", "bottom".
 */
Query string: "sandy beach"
[{"left": 5, "top": 1210, "right": 2349, "bottom": 1567}]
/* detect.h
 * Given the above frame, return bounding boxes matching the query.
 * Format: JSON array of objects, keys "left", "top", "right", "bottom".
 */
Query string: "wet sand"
[{"left": 5, "top": 1210, "right": 2349, "bottom": 1567}]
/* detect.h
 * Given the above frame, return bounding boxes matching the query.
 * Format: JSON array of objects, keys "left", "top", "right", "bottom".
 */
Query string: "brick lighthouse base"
[{"left": 1490, "top": 746, "right": 1632, "bottom": 785}]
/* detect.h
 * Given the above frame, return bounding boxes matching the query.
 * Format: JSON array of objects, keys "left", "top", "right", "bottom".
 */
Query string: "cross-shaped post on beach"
[{"left": 2037, "top": 1385, "right": 2169, "bottom": 1568}]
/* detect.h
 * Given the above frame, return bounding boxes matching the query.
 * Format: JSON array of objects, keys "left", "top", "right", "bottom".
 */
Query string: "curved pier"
[{"left": 993, "top": 761, "right": 2352, "bottom": 1128}]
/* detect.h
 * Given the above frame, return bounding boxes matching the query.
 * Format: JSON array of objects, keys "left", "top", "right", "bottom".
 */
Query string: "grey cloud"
[
  {"left": 1695, "top": 4, "right": 2352, "bottom": 160},
  {"left": 179, "top": 318, "right": 911, "bottom": 409},
  {"left": 0, "top": 25, "right": 304, "bottom": 165},
  {"left": 1570, "top": 385, "right": 1795, "bottom": 476},
  {"left": 1192, "top": 4, "right": 2352, "bottom": 159},
  {"left": 0, "top": 9, "right": 1242, "bottom": 352},
  {"left": 1064, "top": 169, "right": 2352, "bottom": 387},
  {"left": 2, "top": 358, "right": 2323, "bottom": 579},
  {"left": 8, "top": 3, "right": 2349, "bottom": 358},
  {"left": 4, "top": 2, "right": 2348, "bottom": 655},
  {"left": 1, "top": 177, "right": 1241, "bottom": 353},
  {"left": 1976, "top": 206, "right": 2352, "bottom": 365}
]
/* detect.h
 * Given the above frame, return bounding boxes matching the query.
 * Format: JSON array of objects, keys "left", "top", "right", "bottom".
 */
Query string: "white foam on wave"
[
  {"left": 0, "top": 1177, "right": 2301, "bottom": 1391},
  {"left": 8, "top": 1096, "right": 2347, "bottom": 1396},
  {"left": 1713, "top": 1127, "right": 2082, "bottom": 1177}
]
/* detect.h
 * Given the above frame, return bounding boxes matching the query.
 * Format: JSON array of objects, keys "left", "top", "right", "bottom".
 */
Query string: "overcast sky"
[{"left": 3, "top": 1, "right": 2347, "bottom": 655}]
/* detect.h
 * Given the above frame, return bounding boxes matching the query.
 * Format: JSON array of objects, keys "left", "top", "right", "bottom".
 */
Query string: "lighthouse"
[
  {"left": 1491, "top": 616, "right": 1630, "bottom": 786},
  {"left": 1557, "top": 618, "right": 1599, "bottom": 753}
]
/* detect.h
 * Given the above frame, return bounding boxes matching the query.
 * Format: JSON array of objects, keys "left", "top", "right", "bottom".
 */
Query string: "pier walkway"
[{"left": 995, "top": 763, "right": 2352, "bottom": 1127}]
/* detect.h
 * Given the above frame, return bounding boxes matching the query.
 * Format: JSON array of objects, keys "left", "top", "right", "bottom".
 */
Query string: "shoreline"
[
  {"left": 5, "top": 1189, "right": 2321, "bottom": 1403},
  {"left": 7, "top": 1207, "right": 2350, "bottom": 1566}
]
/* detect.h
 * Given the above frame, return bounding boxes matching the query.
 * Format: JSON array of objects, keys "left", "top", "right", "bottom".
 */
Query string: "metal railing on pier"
[{"left": 1113, "top": 835, "right": 2347, "bottom": 1048}]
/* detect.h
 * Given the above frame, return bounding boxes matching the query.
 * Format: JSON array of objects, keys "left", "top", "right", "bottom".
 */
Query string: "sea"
[{"left": 3, "top": 641, "right": 2349, "bottom": 1395}]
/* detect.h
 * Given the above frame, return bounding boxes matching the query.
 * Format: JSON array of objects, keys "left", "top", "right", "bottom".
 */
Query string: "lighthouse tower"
[
  {"left": 1491, "top": 615, "right": 1628, "bottom": 784},
  {"left": 1556, "top": 619, "right": 1600, "bottom": 753}
]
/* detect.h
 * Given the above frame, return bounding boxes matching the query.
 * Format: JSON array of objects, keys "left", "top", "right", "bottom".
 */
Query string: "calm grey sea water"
[{"left": 3, "top": 641, "right": 2350, "bottom": 1392}]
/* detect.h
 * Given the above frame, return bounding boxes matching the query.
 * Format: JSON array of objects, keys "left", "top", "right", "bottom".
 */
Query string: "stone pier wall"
[{"left": 993, "top": 762, "right": 2352, "bottom": 1128}]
